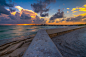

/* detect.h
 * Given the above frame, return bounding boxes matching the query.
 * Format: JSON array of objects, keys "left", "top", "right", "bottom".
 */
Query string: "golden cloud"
[
  {"left": 11, "top": 12, "right": 16, "bottom": 15},
  {"left": 71, "top": 4, "right": 86, "bottom": 16},
  {"left": 67, "top": 8, "right": 70, "bottom": 10},
  {"left": 15, "top": 6, "right": 23, "bottom": 11},
  {"left": 79, "top": 7, "right": 86, "bottom": 11},
  {"left": 84, "top": 4, "right": 86, "bottom": 7},
  {"left": 71, "top": 8, "right": 78, "bottom": 13},
  {"left": 73, "top": 13, "right": 86, "bottom": 17},
  {"left": 67, "top": 11, "right": 69, "bottom": 13},
  {"left": 11, "top": 6, "right": 38, "bottom": 18}
]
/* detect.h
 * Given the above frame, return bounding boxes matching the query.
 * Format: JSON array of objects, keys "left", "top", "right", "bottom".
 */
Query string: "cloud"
[
  {"left": 8, "top": 15, "right": 16, "bottom": 20},
  {"left": 67, "top": 16, "right": 84, "bottom": 22},
  {"left": 67, "top": 11, "right": 69, "bottom": 13},
  {"left": 15, "top": 6, "right": 38, "bottom": 20},
  {"left": 67, "top": 8, "right": 70, "bottom": 10},
  {"left": 8, "top": 6, "right": 38, "bottom": 20},
  {"left": 49, "top": 20, "right": 55, "bottom": 23},
  {"left": 0, "top": 0, "right": 14, "bottom": 15},
  {"left": 31, "top": 0, "right": 56, "bottom": 17},
  {"left": 32, "top": 16, "right": 46, "bottom": 24},
  {"left": 0, "top": 14, "right": 11, "bottom": 24},
  {"left": 71, "top": 4, "right": 86, "bottom": 16},
  {"left": 15, "top": 12, "right": 20, "bottom": 18},
  {"left": 0, "top": 6, "right": 46, "bottom": 24},
  {"left": 0, "top": 14, "right": 46, "bottom": 24},
  {"left": 9, "top": 8, "right": 16, "bottom": 12},
  {"left": 0, "top": 5, "right": 10, "bottom": 15},
  {"left": 60, "top": 15, "right": 86, "bottom": 22},
  {"left": 15, "top": 6, "right": 23, "bottom": 12},
  {"left": 0, "top": 17, "right": 10, "bottom": 21},
  {"left": 40, "top": 13, "right": 48, "bottom": 17},
  {"left": 15, "top": 6, "right": 38, "bottom": 18},
  {"left": 50, "top": 9, "right": 64, "bottom": 20},
  {"left": 20, "top": 13, "right": 31, "bottom": 19}
]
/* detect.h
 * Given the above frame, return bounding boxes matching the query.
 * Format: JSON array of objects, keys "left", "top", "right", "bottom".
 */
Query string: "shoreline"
[
  {"left": 0, "top": 37, "right": 34, "bottom": 57},
  {"left": 0, "top": 26, "right": 86, "bottom": 57},
  {"left": 0, "top": 34, "right": 36, "bottom": 47}
]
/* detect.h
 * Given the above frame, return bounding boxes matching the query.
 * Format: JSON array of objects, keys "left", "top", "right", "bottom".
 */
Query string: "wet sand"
[
  {"left": 52, "top": 27, "right": 86, "bottom": 57},
  {"left": 0, "top": 35, "right": 35, "bottom": 57},
  {"left": 0, "top": 34, "right": 35, "bottom": 46}
]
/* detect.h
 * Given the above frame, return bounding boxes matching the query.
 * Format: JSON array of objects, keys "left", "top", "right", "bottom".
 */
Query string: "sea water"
[{"left": 0, "top": 25, "right": 67, "bottom": 40}]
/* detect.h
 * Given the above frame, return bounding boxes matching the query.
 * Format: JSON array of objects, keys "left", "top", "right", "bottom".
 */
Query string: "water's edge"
[{"left": 0, "top": 34, "right": 36, "bottom": 46}]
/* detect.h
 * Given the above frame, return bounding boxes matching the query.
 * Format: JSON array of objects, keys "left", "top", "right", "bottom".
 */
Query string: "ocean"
[{"left": 0, "top": 25, "right": 67, "bottom": 40}]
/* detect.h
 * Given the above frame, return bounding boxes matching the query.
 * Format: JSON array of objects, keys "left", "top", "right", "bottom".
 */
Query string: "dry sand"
[{"left": 52, "top": 27, "right": 86, "bottom": 57}]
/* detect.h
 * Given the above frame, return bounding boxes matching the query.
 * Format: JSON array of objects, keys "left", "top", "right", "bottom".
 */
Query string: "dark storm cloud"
[
  {"left": 33, "top": 16, "right": 46, "bottom": 24},
  {"left": 9, "top": 15, "right": 16, "bottom": 20},
  {"left": 20, "top": 13, "right": 31, "bottom": 19},
  {"left": 0, "top": 6, "right": 10, "bottom": 15},
  {"left": 50, "top": 9, "right": 64, "bottom": 20},
  {"left": 0, "top": 17, "right": 10, "bottom": 21},
  {"left": 0, "top": 16, "right": 10, "bottom": 24},
  {"left": 40, "top": 13, "right": 48, "bottom": 17},
  {"left": 35, "top": 15, "right": 40, "bottom": 20},
  {"left": 9, "top": 8, "right": 16, "bottom": 12},
  {"left": 31, "top": 0, "right": 56, "bottom": 17},
  {"left": 0, "top": 15, "right": 46, "bottom": 24},
  {"left": 15, "top": 12, "right": 20, "bottom": 18},
  {"left": 0, "top": 0, "right": 14, "bottom": 15},
  {"left": 31, "top": 3, "right": 41, "bottom": 13}
]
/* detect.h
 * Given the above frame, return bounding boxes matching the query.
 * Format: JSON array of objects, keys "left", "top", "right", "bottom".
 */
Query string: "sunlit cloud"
[
  {"left": 47, "top": 4, "right": 86, "bottom": 24},
  {"left": 73, "top": 13, "right": 86, "bottom": 17},
  {"left": 84, "top": 4, "right": 86, "bottom": 7},
  {"left": 67, "top": 11, "right": 69, "bottom": 13},
  {"left": 11, "top": 12, "right": 16, "bottom": 15},
  {"left": 11, "top": 6, "right": 38, "bottom": 19},
  {"left": 72, "top": 11, "right": 78, "bottom": 13},
  {"left": 0, "top": 5, "right": 46, "bottom": 24},
  {"left": 71, "top": 4, "right": 86, "bottom": 16},
  {"left": 79, "top": 7, "right": 86, "bottom": 11},
  {"left": 67, "top": 8, "right": 70, "bottom": 10},
  {"left": 15, "top": 6, "right": 23, "bottom": 11},
  {"left": 71, "top": 8, "right": 76, "bottom": 11}
]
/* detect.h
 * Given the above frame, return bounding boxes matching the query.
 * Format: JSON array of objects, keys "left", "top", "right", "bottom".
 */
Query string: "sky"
[{"left": 0, "top": 0, "right": 86, "bottom": 25}]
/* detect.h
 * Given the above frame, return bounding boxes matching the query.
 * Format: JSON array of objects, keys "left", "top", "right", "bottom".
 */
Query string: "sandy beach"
[
  {"left": 0, "top": 35, "right": 35, "bottom": 57},
  {"left": 52, "top": 27, "right": 86, "bottom": 57},
  {"left": 0, "top": 26, "right": 86, "bottom": 57}
]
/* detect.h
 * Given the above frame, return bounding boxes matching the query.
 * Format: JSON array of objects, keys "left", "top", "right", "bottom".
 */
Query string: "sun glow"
[
  {"left": 0, "top": 24, "right": 41, "bottom": 25},
  {"left": 15, "top": 6, "right": 23, "bottom": 11},
  {"left": 11, "top": 12, "right": 16, "bottom": 15}
]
